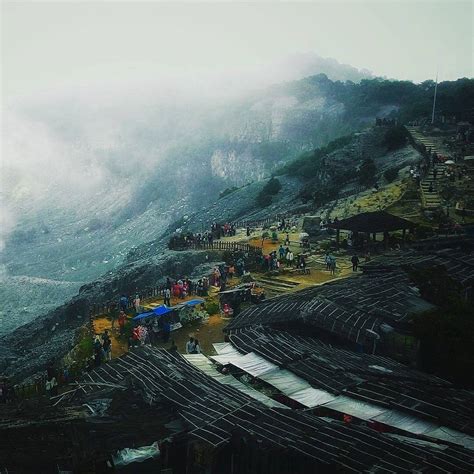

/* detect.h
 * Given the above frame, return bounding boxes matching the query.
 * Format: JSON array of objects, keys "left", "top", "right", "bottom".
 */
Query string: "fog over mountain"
[{"left": 0, "top": 54, "right": 378, "bottom": 333}]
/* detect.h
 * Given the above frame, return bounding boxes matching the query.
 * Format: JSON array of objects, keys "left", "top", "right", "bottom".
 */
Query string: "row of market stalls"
[
  {"left": 132, "top": 299, "right": 206, "bottom": 333},
  {"left": 218, "top": 283, "right": 265, "bottom": 317},
  {"left": 44, "top": 346, "right": 474, "bottom": 473},
  {"left": 183, "top": 327, "right": 474, "bottom": 451}
]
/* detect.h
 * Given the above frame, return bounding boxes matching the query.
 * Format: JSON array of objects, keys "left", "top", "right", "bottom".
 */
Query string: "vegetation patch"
[
  {"left": 256, "top": 177, "right": 282, "bottom": 207},
  {"left": 383, "top": 167, "right": 399, "bottom": 183},
  {"left": 382, "top": 126, "right": 409, "bottom": 151},
  {"left": 278, "top": 134, "right": 353, "bottom": 179}
]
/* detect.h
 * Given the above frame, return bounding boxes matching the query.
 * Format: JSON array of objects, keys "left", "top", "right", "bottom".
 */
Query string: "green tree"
[
  {"left": 383, "top": 126, "right": 408, "bottom": 151},
  {"left": 256, "top": 177, "right": 282, "bottom": 207}
]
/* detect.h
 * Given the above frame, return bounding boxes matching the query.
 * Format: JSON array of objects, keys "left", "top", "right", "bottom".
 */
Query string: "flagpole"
[{"left": 431, "top": 71, "right": 438, "bottom": 124}]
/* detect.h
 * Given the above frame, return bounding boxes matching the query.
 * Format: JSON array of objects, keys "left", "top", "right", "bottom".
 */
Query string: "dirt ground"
[
  {"left": 154, "top": 314, "right": 229, "bottom": 355},
  {"left": 93, "top": 312, "right": 228, "bottom": 358}
]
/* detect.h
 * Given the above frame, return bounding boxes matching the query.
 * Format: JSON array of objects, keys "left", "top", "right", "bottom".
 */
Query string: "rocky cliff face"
[
  {"left": 0, "top": 249, "right": 223, "bottom": 381},
  {"left": 0, "top": 126, "right": 423, "bottom": 382},
  {"left": 2, "top": 72, "right": 403, "bottom": 340}
]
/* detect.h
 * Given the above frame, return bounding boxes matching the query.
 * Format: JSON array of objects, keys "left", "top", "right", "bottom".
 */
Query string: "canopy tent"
[
  {"left": 184, "top": 299, "right": 205, "bottom": 307},
  {"left": 132, "top": 311, "right": 155, "bottom": 321},
  {"left": 328, "top": 211, "right": 416, "bottom": 233},
  {"left": 328, "top": 211, "right": 416, "bottom": 248},
  {"left": 172, "top": 299, "right": 205, "bottom": 310},
  {"left": 133, "top": 305, "right": 172, "bottom": 321}
]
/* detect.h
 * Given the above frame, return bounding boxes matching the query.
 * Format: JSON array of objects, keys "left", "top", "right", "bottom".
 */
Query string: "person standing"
[
  {"left": 351, "top": 255, "right": 360, "bottom": 272},
  {"left": 287, "top": 251, "right": 294, "bottom": 267},
  {"left": 133, "top": 294, "right": 141, "bottom": 313},
  {"left": 164, "top": 287, "right": 171, "bottom": 306},
  {"left": 169, "top": 339, "right": 178, "bottom": 352},
  {"left": 102, "top": 330, "right": 112, "bottom": 361},
  {"left": 325, "top": 252, "right": 331, "bottom": 271},
  {"left": 162, "top": 321, "right": 171, "bottom": 343},
  {"left": 119, "top": 295, "right": 128, "bottom": 312},
  {"left": 329, "top": 255, "right": 337, "bottom": 275},
  {"left": 118, "top": 311, "right": 127, "bottom": 337},
  {"left": 279, "top": 244, "right": 285, "bottom": 260},
  {"left": 192, "top": 339, "right": 201, "bottom": 354},
  {"left": 186, "top": 337, "right": 195, "bottom": 354},
  {"left": 93, "top": 337, "right": 103, "bottom": 366},
  {"left": 149, "top": 319, "right": 158, "bottom": 345}
]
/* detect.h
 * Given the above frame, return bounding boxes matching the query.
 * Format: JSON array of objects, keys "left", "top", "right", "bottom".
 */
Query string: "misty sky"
[{"left": 2, "top": 0, "right": 473, "bottom": 100}]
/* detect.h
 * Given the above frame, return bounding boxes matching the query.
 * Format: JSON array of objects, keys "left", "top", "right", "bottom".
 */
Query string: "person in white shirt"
[
  {"left": 186, "top": 337, "right": 195, "bottom": 354},
  {"left": 133, "top": 295, "right": 141, "bottom": 313}
]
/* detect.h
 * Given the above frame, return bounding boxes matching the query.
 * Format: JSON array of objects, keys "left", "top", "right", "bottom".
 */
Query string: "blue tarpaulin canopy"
[
  {"left": 184, "top": 299, "right": 205, "bottom": 307},
  {"left": 153, "top": 305, "right": 173, "bottom": 315},
  {"left": 133, "top": 305, "right": 172, "bottom": 321}
]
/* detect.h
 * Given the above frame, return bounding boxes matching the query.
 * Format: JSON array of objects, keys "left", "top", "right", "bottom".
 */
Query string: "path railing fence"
[{"left": 182, "top": 240, "right": 262, "bottom": 253}]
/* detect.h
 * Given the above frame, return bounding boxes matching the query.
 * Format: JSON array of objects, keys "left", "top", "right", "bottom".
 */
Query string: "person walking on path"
[
  {"left": 186, "top": 337, "right": 195, "bottom": 354},
  {"left": 102, "top": 330, "right": 112, "bottom": 361},
  {"left": 351, "top": 255, "right": 360, "bottom": 272},
  {"left": 119, "top": 295, "right": 129, "bottom": 312},
  {"left": 118, "top": 311, "right": 127, "bottom": 337},
  {"left": 329, "top": 255, "right": 337, "bottom": 275},
  {"left": 133, "top": 294, "right": 141, "bottom": 313},
  {"left": 164, "top": 287, "right": 171, "bottom": 307},
  {"left": 325, "top": 252, "right": 331, "bottom": 271},
  {"left": 279, "top": 244, "right": 285, "bottom": 260}
]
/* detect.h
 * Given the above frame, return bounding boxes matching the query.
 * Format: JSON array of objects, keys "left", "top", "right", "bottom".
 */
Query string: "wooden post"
[{"left": 336, "top": 229, "right": 340, "bottom": 249}]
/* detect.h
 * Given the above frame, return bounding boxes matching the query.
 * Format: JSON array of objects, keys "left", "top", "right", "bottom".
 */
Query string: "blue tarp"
[
  {"left": 153, "top": 305, "right": 173, "bottom": 316},
  {"left": 184, "top": 299, "right": 205, "bottom": 307},
  {"left": 133, "top": 305, "right": 172, "bottom": 321}
]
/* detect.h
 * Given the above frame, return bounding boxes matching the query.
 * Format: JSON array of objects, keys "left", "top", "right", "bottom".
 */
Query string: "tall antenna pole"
[{"left": 431, "top": 71, "right": 438, "bottom": 124}]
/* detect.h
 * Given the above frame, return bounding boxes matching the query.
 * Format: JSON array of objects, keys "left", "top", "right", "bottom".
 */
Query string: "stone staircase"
[
  {"left": 253, "top": 276, "right": 300, "bottom": 295},
  {"left": 406, "top": 127, "right": 449, "bottom": 210}
]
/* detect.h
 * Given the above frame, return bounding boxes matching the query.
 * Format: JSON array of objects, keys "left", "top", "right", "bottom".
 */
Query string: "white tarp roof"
[
  {"left": 211, "top": 352, "right": 278, "bottom": 377},
  {"left": 289, "top": 387, "right": 337, "bottom": 408},
  {"left": 213, "top": 342, "right": 474, "bottom": 450},
  {"left": 322, "top": 395, "right": 387, "bottom": 421},
  {"left": 373, "top": 409, "right": 437, "bottom": 435},
  {"left": 213, "top": 342, "right": 240, "bottom": 356},
  {"left": 212, "top": 350, "right": 337, "bottom": 408},
  {"left": 425, "top": 427, "right": 474, "bottom": 451},
  {"left": 182, "top": 353, "right": 287, "bottom": 409},
  {"left": 259, "top": 369, "right": 309, "bottom": 395}
]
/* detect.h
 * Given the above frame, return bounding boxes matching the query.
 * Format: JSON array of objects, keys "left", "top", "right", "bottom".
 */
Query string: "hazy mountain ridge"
[{"left": 3, "top": 70, "right": 472, "bottom": 338}]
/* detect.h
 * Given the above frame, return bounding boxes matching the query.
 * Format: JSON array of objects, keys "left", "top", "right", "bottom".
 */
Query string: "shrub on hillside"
[
  {"left": 384, "top": 167, "right": 399, "bottom": 183},
  {"left": 256, "top": 177, "right": 282, "bottom": 207}
]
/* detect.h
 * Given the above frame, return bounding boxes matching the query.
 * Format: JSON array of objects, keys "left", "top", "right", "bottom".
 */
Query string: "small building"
[{"left": 328, "top": 211, "right": 416, "bottom": 248}]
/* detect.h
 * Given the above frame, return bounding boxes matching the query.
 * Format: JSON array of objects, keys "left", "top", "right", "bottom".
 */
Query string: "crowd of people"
[
  {"left": 93, "top": 330, "right": 112, "bottom": 368},
  {"left": 257, "top": 245, "right": 307, "bottom": 272}
]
